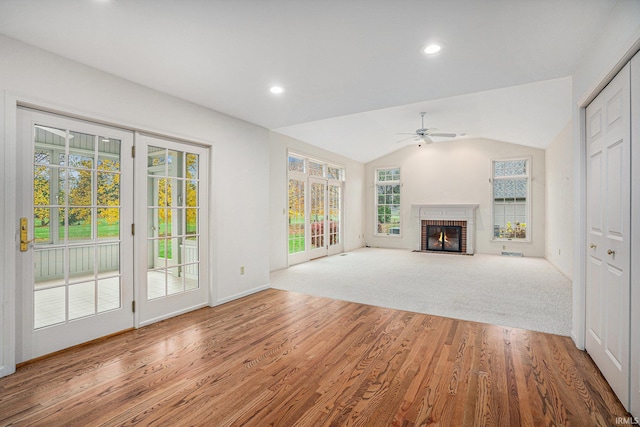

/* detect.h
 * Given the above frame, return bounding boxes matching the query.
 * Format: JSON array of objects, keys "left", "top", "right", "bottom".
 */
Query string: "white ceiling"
[{"left": 0, "top": 0, "right": 618, "bottom": 162}]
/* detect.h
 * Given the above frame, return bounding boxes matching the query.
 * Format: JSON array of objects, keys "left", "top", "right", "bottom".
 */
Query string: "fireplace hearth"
[{"left": 426, "top": 225, "right": 462, "bottom": 252}]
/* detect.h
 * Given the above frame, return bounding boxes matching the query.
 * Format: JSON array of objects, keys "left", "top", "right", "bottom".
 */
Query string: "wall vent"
[{"left": 501, "top": 251, "right": 523, "bottom": 257}]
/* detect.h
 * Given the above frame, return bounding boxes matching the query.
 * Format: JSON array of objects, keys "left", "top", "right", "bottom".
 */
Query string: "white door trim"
[
  {"left": 630, "top": 50, "right": 640, "bottom": 417},
  {"left": 1, "top": 92, "right": 18, "bottom": 378}
]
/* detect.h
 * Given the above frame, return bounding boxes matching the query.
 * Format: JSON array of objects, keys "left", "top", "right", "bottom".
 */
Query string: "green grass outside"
[
  {"left": 35, "top": 221, "right": 120, "bottom": 240},
  {"left": 289, "top": 235, "right": 304, "bottom": 254}
]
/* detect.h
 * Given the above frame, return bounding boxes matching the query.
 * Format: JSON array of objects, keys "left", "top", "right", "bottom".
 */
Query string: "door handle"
[
  {"left": 589, "top": 243, "right": 596, "bottom": 249},
  {"left": 20, "top": 217, "right": 35, "bottom": 252},
  {"left": 607, "top": 249, "right": 615, "bottom": 256}
]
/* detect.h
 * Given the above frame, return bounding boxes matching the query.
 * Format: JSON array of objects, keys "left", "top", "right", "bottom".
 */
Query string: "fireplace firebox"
[{"left": 426, "top": 225, "right": 462, "bottom": 252}]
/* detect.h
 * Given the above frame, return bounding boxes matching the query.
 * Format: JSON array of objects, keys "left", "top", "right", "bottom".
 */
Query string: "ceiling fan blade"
[
  {"left": 396, "top": 132, "right": 417, "bottom": 135},
  {"left": 419, "top": 136, "right": 434, "bottom": 145},
  {"left": 396, "top": 136, "right": 416, "bottom": 143},
  {"left": 428, "top": 132, "right": 457, "bottom": 138}
]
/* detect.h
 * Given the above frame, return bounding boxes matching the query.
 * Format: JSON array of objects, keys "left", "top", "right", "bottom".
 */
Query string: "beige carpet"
[{"left": 270, "top": 247, "right": 572, "bottom": 336}]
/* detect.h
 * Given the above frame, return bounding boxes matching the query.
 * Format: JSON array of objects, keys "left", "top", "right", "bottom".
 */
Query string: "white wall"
[
  {"left": 570, "top": 0, "right": 640, "bottom": 348},
  {"left": 0, "top": 35, "right": 271, "bottom": 375},
  {"left": 269, "top": 131, "right": 365, "bottom": 271},
  {"left": 545, "top": 122, "right": 573, "bottom": 279},
  {"left": 365, "top": 138, "right": 546, "bottom": 257}
]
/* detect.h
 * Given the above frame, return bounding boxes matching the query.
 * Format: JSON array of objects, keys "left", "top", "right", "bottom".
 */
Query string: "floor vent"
[
  {"left": 501, "top": 251, "right": 523, "bottom": 257},
  {"left": 340, "top": 253, "right": 348, "bottom": 256}
]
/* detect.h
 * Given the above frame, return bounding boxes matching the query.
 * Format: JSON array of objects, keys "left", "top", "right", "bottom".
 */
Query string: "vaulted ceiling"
[{"left": 0, "top": 0, "right": 618, "bottom": 162}]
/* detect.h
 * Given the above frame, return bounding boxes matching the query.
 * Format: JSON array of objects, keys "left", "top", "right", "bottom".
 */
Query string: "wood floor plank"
[{"left": 0, "top": 289, "right": 631, "bottom": 426}]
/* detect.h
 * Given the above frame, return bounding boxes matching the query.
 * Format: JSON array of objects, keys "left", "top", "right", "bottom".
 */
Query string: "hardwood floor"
[{"left": 0, "top": 289, "right": 630, "bottom": 426}]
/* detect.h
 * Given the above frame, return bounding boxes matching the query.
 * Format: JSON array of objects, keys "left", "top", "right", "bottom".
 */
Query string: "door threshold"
[{"left": 17, "top": 327, "right": 134, "bottom": 368}]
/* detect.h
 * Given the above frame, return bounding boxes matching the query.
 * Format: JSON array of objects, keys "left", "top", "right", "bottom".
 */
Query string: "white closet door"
[
  {"left": 585, "top": 62, "right": 631, "bottom": 409},
  {"left": 630, "top": 51, "right": 640, "bottom": 417}
]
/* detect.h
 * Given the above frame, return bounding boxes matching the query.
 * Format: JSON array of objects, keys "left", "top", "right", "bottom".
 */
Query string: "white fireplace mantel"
[{"left": 411, "top": 204, "right": 479, "bottom": 254}]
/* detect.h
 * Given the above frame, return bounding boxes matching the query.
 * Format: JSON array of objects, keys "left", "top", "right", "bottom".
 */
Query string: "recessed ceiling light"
[
  {"left": 423, "top": 44, "right": 442, "bottom": 55},
  {"left": 270, "top": 86, "right": 285, "bottom": 94}
]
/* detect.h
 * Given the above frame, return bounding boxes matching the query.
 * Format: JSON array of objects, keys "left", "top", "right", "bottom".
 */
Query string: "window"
[
  {"left": 375, "top": 167, "right": 401, "bottom": 235},
  {"left": 492, "top": 158, "right": 530, "bottom": 240}
]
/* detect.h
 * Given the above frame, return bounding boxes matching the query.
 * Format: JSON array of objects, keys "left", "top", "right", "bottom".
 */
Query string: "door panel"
[
  {"left": 327, "top": 182, "right": 343, "bottom": 256},
  {"left": 17, "top": 108, "right": 134, "bottom": 363},
  {"left": 586, "top": 256, "right": 602, "bottom": 344},
  {"left": 606, "top": 140, "right": 624, "bottom": 237},
  {"left": 287, "top": 177, "right": 307, "bottom": 265},
  {"left": 135, "top": 135, "right": 209, "bottom": 326},
  {"left": 588, "top": 152, "right": 603, "bottom": 233},
  {"left": 309, "top": 179, "right": 327, "bottom": 259},
  {"left": 585, "top": 62, "right": 631, "bottom": 409}
]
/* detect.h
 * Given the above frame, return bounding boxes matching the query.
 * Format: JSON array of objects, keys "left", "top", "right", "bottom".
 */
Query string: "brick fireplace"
[
  {"left": 421, "top": 220, "right": 467, "bottom": 253},
  {"left": 411, "top": 204, "right": 478, "bottom": 255}
]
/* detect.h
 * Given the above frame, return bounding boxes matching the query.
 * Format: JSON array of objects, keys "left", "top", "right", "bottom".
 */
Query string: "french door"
[
  {"left": 16, "top": 108, "right": 134, "bottom": 363},
  {"left": 289, "top": 175, "right": 343, "bottom": 264},
  {"left": 134, "top": 134, "right": 209, "bottom": 326},
  {"left": 309, "top": 178, "right": 328, "bottom": 259},
  {"left": 288, "top": 153, "right": 346, "bottom": 265}
]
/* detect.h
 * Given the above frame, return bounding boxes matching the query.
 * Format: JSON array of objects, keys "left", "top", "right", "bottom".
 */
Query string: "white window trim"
[
  {"left": 374, "top": 166, "right": 402, "bottom": 237},
  {"left": 490, "top": 156, "right": 532, "bottom": 243}
]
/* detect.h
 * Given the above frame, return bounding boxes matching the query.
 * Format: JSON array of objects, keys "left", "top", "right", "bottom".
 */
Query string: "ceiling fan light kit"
[{"left": 396, "top": 112, "right": 461, "bottom": 146}]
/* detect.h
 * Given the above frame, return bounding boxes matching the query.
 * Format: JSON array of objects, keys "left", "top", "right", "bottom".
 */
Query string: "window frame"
[
  {"left": 374, "top": 167, "right": 402, "bottom": 237},
  {"left": 490, "top": 156, "right": 531, "bottom": 242}
]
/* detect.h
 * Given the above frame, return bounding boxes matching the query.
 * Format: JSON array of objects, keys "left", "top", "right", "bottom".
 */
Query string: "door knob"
[
  {"left": 20, "top": 217, "right": 35, "bottom": 252},
  {"left": 590, "top": 243, "right": 596, "bottom": 249},
  {"left": 607, "top": 249, "right": 615, "bottom": 255}
]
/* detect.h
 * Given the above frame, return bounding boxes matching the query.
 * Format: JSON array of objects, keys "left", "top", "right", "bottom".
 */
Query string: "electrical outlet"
[
  {"left": 240, "top": 266, "right": 245, "bottom": 275},
  {"left": 502, "top": 245, "right": 506, "bottom": 250},
  {"left": 558, "top": 249, "right": 561, "bottom": 255}
]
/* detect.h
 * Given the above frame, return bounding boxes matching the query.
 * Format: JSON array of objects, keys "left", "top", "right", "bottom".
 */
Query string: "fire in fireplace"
[{"left": 426, "top": 226, "right": 462, "bottom": 252}]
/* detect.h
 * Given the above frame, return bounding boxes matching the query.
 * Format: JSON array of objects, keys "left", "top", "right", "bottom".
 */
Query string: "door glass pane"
[
  {"left": 32, "top": 124, "right": 123, "bottom": 329},
  {"left": 146, "top": 147, "right": 201, "bottom": 300},
  {"left": 184, "top": 264, "right": 198, "bottom": 291},
  {"left": 167, "top": 266, "right": 183, "bottom": 295},
  {"left": 310, "top": 182, "right": 325, "bottom": 249},
  {"left": 288, "top": 179, "right": 305, "bottom": 254},
  {"left": 309, "top": 161, "right": 324, "bottom": 177},
  {"left": 186, "top": 208, "right": 198, "bottom": 235},
  {"left": 328, "top": 184, "right": 341, "bottom": 246},
  {"left": 97, "top": 208, "right": 120, "bottom": 238},
  {"left": 69, "top": 281, "right": 96, "bottom": 320},
  {"left": 186, "top": 153, "right": 199, "bottom": 179},
  {"left": 98, "top": 278, "right": 120, "bottom": 312},
  {"left": 147, "top": 269, "right": 166, "bottom": 300},
  {"left": 97, "top": 243, "right": 120, "bottom": 278},
  {"left": 34, "top": 287, "right": 66, "bottom": 329},
  {"left": 288, "top": 155, "right": 305, "bottom": 173}
]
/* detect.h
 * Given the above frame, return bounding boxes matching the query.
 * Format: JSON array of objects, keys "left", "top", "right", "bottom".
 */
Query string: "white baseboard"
[
  {"left": 138, "top": 302, "right": 210, "bottom": 328},
  {"left": 213, "top": 284, "right": 271, "bottom": 306}
]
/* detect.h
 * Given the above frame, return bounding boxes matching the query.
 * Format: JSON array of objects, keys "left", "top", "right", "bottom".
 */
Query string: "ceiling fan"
[{"left": 397, "top": 112, "right": 462, "bottom": 146}]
